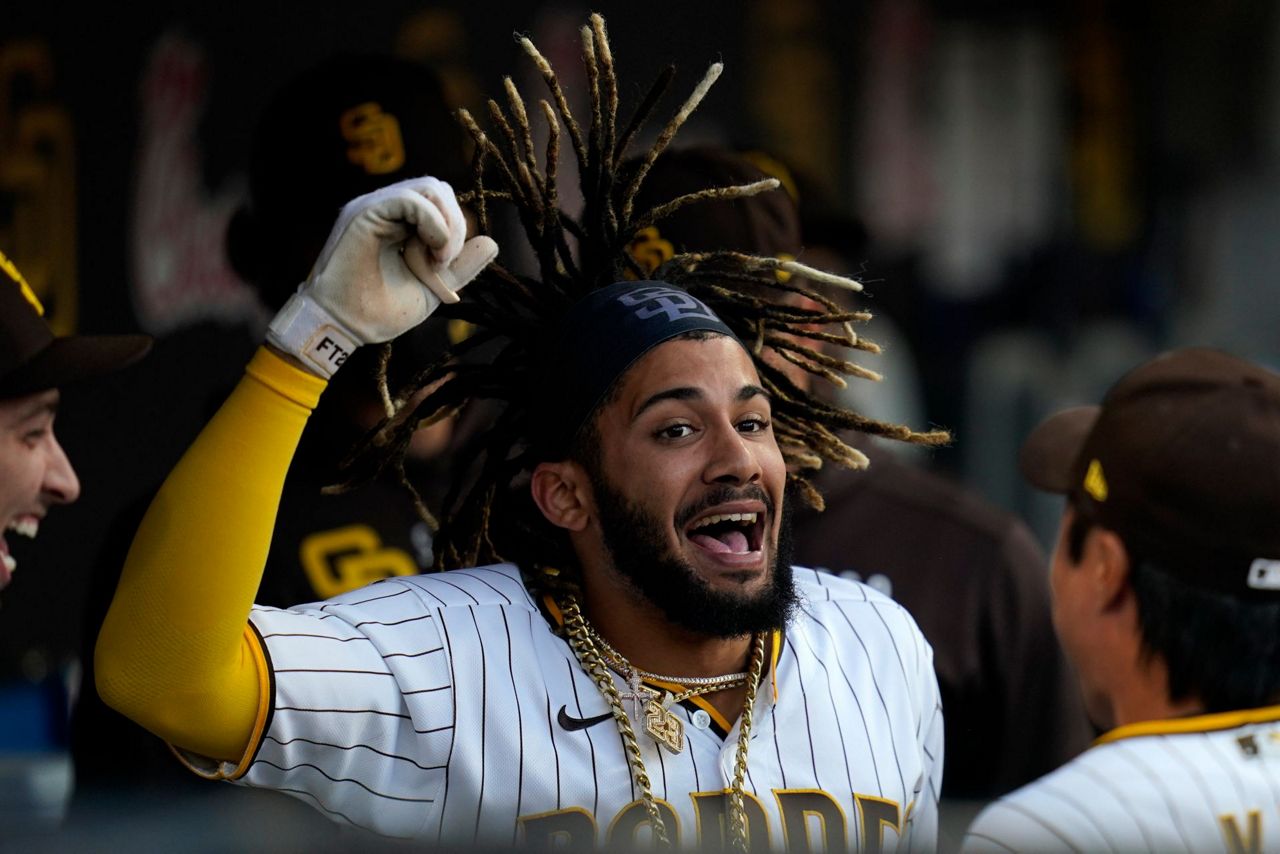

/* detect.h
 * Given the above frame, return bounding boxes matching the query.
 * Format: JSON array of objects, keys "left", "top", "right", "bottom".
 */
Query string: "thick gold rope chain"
[{"left": 559, "top": 595, "right": 764, "bottom": 851}]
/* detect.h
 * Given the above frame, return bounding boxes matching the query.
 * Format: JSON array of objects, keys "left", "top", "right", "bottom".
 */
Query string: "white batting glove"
[{"left": 267, "top": 176, "right": 498, "bottom": 377}]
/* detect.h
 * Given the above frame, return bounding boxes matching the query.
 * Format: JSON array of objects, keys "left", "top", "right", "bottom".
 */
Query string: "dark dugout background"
[{"left": 1, "top": 0, "right": 1277, "bottom": 752}]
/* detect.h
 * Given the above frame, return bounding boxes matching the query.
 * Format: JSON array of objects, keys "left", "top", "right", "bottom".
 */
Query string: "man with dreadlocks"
[
  {"left": 97, "top": 15, "right": 945, "bottom": 850},
  {"left": 628, "top": 145, "right": 1093, "bottom": 807}
]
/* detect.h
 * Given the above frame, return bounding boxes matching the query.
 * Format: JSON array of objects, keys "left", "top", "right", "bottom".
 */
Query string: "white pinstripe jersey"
[
  {"left": 963, "top": 709, "right": 1280, "bottom": 853},
  {"left": 214, "top": 564, "right": 942, "bottom": 848}
]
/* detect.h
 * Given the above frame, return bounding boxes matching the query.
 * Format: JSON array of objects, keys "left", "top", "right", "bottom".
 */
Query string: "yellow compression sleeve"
[{"left": 96, "top": 347, "right": 326, "bottom": 763}]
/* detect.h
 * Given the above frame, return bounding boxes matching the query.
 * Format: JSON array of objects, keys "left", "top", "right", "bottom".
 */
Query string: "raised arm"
[{"left": 95, "top": 177, "right": 497, "bottom": 764}]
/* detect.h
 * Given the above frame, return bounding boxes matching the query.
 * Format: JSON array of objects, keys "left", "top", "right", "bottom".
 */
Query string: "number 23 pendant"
[{"left": 644, "top": 694, "right": 685, "bottom": 754}]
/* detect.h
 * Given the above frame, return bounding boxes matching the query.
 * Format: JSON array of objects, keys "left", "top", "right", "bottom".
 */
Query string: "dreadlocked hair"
[{"left": 329, "top": 14, "right": 949, "bottom": 594}]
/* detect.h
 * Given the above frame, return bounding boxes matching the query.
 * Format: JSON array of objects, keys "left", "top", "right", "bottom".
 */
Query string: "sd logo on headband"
[{"left": 617, "top": 285, "right": 719, "bottom": 324}]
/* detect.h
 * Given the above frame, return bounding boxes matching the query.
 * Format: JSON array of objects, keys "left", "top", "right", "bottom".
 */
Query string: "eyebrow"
[
  {"left": 1, "top": 396, "right": 57, "bottom": 430},
  {"left": 633, "top": 384, "right": 770, "bottom": 421}
]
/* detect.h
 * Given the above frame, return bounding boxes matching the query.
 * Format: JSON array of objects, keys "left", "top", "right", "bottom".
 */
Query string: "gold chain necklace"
[
  {"left": 584, "top": 622, "right": 750, "bottom": 687},
  {"left": 582, "top": 622, "right": 750, "bottom": 753},
  {"left": 560, "top": 595, "right": 764, "bottom": 851}
]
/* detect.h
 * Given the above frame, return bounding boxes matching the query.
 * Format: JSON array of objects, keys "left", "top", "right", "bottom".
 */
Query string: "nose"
[
  {"left": 43, "top": 433, "right": 81, "bottom": 505},
  {"left": 703, "top": 421, "right": 762, "bottom": 486}
]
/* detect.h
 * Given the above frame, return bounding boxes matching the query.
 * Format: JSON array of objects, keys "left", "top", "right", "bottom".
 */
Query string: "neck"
[
  {"left": 1103, "top": 650, "right": 1203, "bottom": 729},
  {"left": 578, "top": 573, "right": 756, "bottom": 680}
]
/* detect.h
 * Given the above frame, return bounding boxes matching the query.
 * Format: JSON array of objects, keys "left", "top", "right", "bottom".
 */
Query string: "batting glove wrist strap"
[{"left": 266, "top": 290, "right": 361, "bottom": 378}]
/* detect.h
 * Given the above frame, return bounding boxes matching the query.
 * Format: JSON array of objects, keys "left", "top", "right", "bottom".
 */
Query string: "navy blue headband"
[{"left": 549, "top": 280, "right": 737, "bottom": 445}]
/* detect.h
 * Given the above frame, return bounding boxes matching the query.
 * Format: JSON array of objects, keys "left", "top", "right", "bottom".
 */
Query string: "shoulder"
[
  {"left": 964, "top": 770, "right": 1082, "bottom": 852},
  {"left": 963, "top": 746, "right": 1143, "bottom": 853},
  {"left": 389, "top": 564, "right": 536, "bottom": 611},
  {"left": 792, "top": 565, "right": 916, "bottom": 623},
  {"left": 266, "top": 563, "right": 534, "bottom": 621},
  {"left": 787, "top": 567, "right": 940, "bottom": 722},
  {"left": 249, "top": 565, "right": 538, "bottom": 671},
  {"left": 790, "top": 566, "right": 929, "bottom": 657}
]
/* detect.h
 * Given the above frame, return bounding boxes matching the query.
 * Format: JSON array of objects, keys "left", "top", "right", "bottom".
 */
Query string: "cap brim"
[
  {"left": 1018, "top": 406, "right": 1099, "bottom": 493},
  {"left": 0, "top": 334, "right": 152, "bottom": 398}
]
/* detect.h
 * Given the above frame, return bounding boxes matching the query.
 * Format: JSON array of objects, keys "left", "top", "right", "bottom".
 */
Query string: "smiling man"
[
  {"left": 0, "top": 390, "right": 77, "bottom": 588},
  {"left": 529, "top": 285, "right": 799, "bottom": 660},
  {"left": 0, "top": 250, "right": 149, "bottom": 593},
  {"left": 96, "top": 17, "right": 944, "bottom": 850}
]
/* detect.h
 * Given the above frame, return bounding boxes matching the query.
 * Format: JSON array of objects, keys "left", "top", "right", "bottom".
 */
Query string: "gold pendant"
[{"left": 644, "top": 695, "right": 685, "bottom": 754}]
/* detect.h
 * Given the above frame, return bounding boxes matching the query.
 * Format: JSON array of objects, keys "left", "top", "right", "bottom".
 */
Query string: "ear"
[
  {"left": 1081, "top": 527, "right": 1133, "bottom": 612},
  {"left": 530, "top": 461, "right": 593, "bottom": 532}
]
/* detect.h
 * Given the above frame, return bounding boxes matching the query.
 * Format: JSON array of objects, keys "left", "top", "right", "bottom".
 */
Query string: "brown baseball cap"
[
  {"left": 1019, "top": 348, "right": 1280, "bottom": 598},
  {"left": 0, "top": 251, "right": 151, "bottom": 399}
]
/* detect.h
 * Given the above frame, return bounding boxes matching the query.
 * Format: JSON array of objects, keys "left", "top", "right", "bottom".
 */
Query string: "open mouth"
[
  {"left": 0, "top": 534, "right": 13, "bottom": 588},
  {"left": 686, "top": 510, "right": 766, "bottom": 556},
  {"left": 0, "top": 517, "right": 39, "bottom": 587}
]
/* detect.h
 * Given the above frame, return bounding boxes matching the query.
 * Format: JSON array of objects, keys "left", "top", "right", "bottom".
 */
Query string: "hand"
[
  {"left": 267, "top": 176, "right": 498, "bottom": 376},
  {"left": 309, "top": 176, "right": 496, "bottom": 342}
]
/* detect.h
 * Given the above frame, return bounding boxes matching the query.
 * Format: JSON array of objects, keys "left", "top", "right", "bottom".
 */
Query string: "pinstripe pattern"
[
  {"left": 963, "top": 720, "right": 1280, "bottom": 853},
  {"left": 239, "top": 565, "right": 942, "bottom": 848}
]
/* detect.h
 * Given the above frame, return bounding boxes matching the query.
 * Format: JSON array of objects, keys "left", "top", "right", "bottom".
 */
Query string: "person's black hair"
[{"left": 1067, "top": 500, "right": 1280, "bottom": 712}]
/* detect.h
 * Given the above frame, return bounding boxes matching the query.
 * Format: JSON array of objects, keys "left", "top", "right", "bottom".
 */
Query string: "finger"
[
  {"left": 414, "top": 179, "right": 466, "bottom": 264},
  {"left": 443, "top": 236, "right": 499, "bottom": 295},
  {"left": 423, "top": 236, "right": 498, "bottom": 301},
  {"left": 403, "top": 237, "right": 461, "bottom": 305},
  {"left": 380, "top": 188, "right": 451, "bottom": 253}
]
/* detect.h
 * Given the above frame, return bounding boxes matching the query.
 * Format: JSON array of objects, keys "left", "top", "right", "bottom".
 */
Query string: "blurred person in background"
[{"left": 0, "top": 251, "right": 150, "bottom": 599}]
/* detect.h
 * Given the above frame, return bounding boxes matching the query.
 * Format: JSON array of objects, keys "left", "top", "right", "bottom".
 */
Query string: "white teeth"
[
  {"left": 6, "top": 519, "right": 38, "bottom": 539},
  {"left": 1, "top": 552, "right": 14, "bottom": 573},
  {"left": 690, "top": 512, "right": 758, "bottom": 531}
]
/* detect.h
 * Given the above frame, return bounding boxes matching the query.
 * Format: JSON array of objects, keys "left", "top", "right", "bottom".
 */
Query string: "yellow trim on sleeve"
[
  {"left": 1094, "top": 704, "right": 1280, "bottom": 746},
  {"left": 229, "top": 624, "right": 273, "bottom": 779},
  {"left": 166, "top": 625, "right": 273, "bottom": 781}
]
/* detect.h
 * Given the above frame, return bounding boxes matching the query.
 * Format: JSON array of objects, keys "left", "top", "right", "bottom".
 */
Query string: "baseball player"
[
  {"left": 963, "top": 348, "right": 1280, "bottom": 853},
  {"left": 0, "top": 250, "right": 149, "bottom": 596},
  {"left": 629, "top": 145, "right": 1093, "bottom": 801},
  {"left": 96, "top": 16, "right": 945, "bottom": 849}
]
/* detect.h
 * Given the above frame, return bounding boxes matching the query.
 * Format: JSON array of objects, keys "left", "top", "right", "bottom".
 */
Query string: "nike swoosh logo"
[{"left": 557, "top": 705, "right": 615, "bottom": 731}]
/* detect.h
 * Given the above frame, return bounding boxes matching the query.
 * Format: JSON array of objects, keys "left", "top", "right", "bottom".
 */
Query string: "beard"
[{"left": 591, "top": 477, "right": 798, "bottom": 639}]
